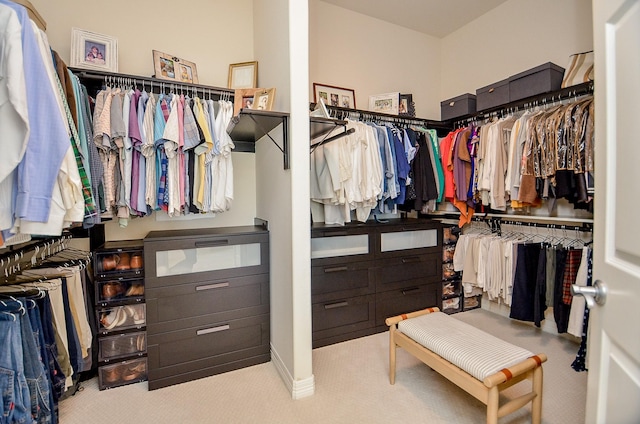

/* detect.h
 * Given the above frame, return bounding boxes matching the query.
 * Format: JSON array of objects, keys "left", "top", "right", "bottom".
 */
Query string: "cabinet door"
[{"left": 144, "top": 233, "right": 269, "bottom": 286}]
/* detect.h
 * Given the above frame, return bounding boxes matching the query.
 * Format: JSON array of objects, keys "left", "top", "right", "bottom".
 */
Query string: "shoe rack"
[
  {"left": 441, "top": 226, "right": 463, "bottom": 314},
  {"left": 93, "top": 240, "right": 148, "bottom": 390},
  {"left": 441, "top": 226, "right": 482, "bottom": 314}
]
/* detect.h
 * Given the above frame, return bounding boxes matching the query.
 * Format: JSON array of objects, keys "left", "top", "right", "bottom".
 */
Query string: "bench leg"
[
  {"left": 486, "top": 386, "right": 499, "bottom": 424},
  {"left": 532, "top": 366, "right": 543, "bottom": 424},
  {"left": 389, "top": 326, "right": 397, "bottom": 385}
]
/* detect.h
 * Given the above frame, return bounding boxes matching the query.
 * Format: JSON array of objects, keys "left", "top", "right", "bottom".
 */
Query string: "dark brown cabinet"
[
  {"left": 311, "top": 219, "right": 442, "bottom": 348},
  {"left": 143, "top": 226, "right": 270, "bottom": 390}
]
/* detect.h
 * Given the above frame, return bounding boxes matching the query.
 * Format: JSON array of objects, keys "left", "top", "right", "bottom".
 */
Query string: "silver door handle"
[{"left": 571, "top": 280, "right": 607, "bottom": 308}]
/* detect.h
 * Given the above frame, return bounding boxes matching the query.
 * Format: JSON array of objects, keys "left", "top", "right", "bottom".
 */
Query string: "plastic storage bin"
[
  {"left": 96, "top": 278, "right": 145, "bottom": 306},
  {"left": 97, "top": 304, "right": 146, "bottom": 333},
  {"left": 98, "top": 331, "right": 147, "bottom": 362},
  {"left": 98, "top": 357, "right": 147, "bottom": 390}
]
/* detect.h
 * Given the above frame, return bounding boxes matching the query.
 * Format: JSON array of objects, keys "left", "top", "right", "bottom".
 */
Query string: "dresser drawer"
[
  {"left": 147, "top": 314, "right": 270, "bottom": 389},
  {"left": 375, "top": 253, "right": 440, "bottom": 292},
  {"left": 311, "top": 225, "right": 374, "bottom": 265},
  {"left": 146, "top": 273, "right": 269, "bottom": 334},
  {"left": 375, "top": 283, "right": 440, "bottom": 327},
  {"left": 144, "top": 229, "right": 269, "bottom": 287},
  {"left": 311, "top": 261, "right": 375, "bottom": 302},
  {"left": 312, "top": 294, "right": 375, "bottom": 337}
]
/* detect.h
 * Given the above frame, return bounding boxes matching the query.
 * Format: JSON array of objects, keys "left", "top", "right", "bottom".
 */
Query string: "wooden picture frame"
[
  {"left": 234, "top": 88, "right": 263, "bottom": 116},
  {"left": 70, "top": 28, "right": 118, "bottom": 72},
  {"left": 313, "top": 83, "right": 356, "bottom": 109},
  {"left": 399, "top": 93, "right": 416, "bottom": 117},
  {"left": 252, "top": 88, "right": 276, "bottom": 111},
  {"left": 152, "top": 50, "right": 199, "bottom": 84},
  {"left": 369, "top": 92, "right": 400, "bottom": 115},
  {"left": 228, "top": 61, "right": 258, "bottom": 89}
]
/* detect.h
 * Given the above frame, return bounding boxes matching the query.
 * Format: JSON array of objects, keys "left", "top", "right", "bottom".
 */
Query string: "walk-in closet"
[{"left": 1, "top": 0, "right": 638, "bottom": 423}]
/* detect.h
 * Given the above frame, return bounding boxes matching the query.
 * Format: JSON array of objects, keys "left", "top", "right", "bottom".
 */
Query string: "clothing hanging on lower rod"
[{"left": 1, "top": 237, "right": 95, "bottom": 424}]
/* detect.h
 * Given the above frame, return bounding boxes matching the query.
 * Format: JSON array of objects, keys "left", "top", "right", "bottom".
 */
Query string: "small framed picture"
[
  {"left": 399, "top": 93, "right": 416, "bottom": 117},
  {"left": 228, "top": 61, "right": 258, "bottom": 89},
  {"left": 369, "top": 92, "right": 400, "bottom": 115},
  {"left": 233, "top": 88, "right": 263, "bottom": 116},
  {"left": 152, "top": 50, "right": 199, "bottom": 84},
  {"left": 313, "top": 83, "right": 356, "bottom": 109},
  {"left": 252, "top": 88, "right": 276, "bottom": 111},
  {"left": 70, "top": 28, "right": 118, "bottom": 72}
]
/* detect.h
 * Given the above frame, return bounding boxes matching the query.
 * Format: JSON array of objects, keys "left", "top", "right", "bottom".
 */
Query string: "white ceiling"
[{"left": 320, "top": 0, "right": 509, "bottom": 38}]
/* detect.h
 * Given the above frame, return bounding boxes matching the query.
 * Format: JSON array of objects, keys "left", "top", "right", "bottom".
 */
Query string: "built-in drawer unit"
[
  {"left": 311, "top": 219, "right": 442, "bottom": 348},
  {"left": 144, "top": 225, "right": 270, "bottom": 390}
]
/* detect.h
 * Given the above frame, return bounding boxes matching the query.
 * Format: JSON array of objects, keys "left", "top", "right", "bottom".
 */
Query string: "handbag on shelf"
[{"left": 561, "top": 50, "right": 594, "bottom": 88}]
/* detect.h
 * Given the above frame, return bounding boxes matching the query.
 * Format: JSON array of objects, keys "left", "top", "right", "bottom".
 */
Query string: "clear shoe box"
[
  {"left": 98, "top": 357, "right": 147, "bottom": 390},
  {"left": 98, "top": 331, "right": 147, "bottom": 363},
  {"left": 97, "top": 304, "right": 146, "bottom": 334},
  {"left": 95, "top": 278, "right": 145, "bottom": 306},
  {"left": 94, "top": 241, "right": 144, "bottom": 279}
]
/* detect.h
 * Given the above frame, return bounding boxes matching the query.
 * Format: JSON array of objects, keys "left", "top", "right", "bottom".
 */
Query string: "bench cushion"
[{"left": 398, "top": 311, "right": 533, "bottom": 381}]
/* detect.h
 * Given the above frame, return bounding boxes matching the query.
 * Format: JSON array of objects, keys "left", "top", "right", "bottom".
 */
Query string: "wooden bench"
[{"left": 386, "top": 307, "right": 546, "bottom": 424}]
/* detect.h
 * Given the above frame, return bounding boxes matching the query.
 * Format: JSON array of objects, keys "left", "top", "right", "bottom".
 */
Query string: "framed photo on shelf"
[
  {"left": 152, "top": 50, "right": 199, "bottom": 84},
  {"left": 252, "top": 88, "right": 276, "bottom": 111},
  {"left": 369, "top": 92, "right": 399, "bottom": 115},
  {"left": 399, "top": 93, "right": 415, "bottom": 117},
  {"left": 70, "top": 28, "right": 118, "bottom": 72},
  {"left": 313, "top": 83, "right": 356, "bottom": 109},
  {"left": 233, "top": 88, "right": 263, "bottom": 116},
  {"left": 228, "top": 61, "right": 258, "bottom": 89}
]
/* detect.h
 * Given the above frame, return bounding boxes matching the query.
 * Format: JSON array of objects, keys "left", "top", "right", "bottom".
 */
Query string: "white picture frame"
[
  {"left": 369, "top": 92, "right": 400, "bottom": 115},
  {"left": 70, "top": 28, "right": 118, "bottom": 72}
]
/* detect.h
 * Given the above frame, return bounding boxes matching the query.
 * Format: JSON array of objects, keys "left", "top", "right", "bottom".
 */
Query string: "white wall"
[
  {"left": 30, "top": 0, "right": 259, "bottom": 238},
  {"left": 253, "top": 0, "right": 314, "bottom": 399},
  {"left": 310, "top": 0, "right": 442, "bottom": 119},
  {"left": 440, "top": 0, "right": 594, "bottom": 101}
]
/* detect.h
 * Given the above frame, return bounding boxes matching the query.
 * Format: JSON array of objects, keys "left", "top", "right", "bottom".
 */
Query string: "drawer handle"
[
  {"left": 195, "top": 240, "right": 229, "bottom": 248},
  {"left": 449, "top": 101, "right": 455, "bottom": 107},
  {"left": 402, "top": 257, "right": 422, "bottom": 264},
  {"left": 402, "top": 287, "right": 421, "bottom": 295},
  {"left": 324, "top": 301, "right": 349, "bottom": 310},
  {"left": 197, "top": 325, "right": 230, "bottom": 336},
  {"left": 324, "top": 266, "right": 348, "bottom": 273},
  {"left": 489, "top": 88, "right": 495, "bottom": 93},
  {"left": 196, "top": 282, "right": 230, "bottom": 291}
]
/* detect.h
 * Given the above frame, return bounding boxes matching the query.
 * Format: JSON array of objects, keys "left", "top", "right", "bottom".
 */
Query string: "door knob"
[{"left": 571, "top": 279, "right": 607, "bottom": 308}]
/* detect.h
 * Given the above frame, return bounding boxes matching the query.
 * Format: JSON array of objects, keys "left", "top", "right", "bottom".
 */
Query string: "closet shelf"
[
  {"left": 69, "top": 68, "right": 234, "bottom": 97},
  {"left": 310, "top": 102, "right": 453, "bottom": 137},
  {"left": 448, "top": 81, "right": 594, "bottom": 126},
  {"left": 227, "top": 109, "right": 290, "bottom": 169}
]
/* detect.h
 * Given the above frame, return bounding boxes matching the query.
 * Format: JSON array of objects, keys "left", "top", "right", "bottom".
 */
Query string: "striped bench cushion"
[{"left": 398, "top": 312, "right": 533, "bottom": 381}]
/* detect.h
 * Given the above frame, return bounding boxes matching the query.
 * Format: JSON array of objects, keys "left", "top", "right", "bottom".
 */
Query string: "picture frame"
[
  {"left": 228, "top": 61, "right": 258, "bottom": 89},
  {"left": 369, "top": 92, "right": 400, "bottom": 115},
  {"left": 313, "top": 83, "right": 356, "bottom": 109},
  {"left": 233, "top": 88, "right": 263, "bottom": 116},
  {"left": 252, "top": 88, "right": 276, "bottom": 111},
  {"left": 70, "top": 28, "right": 118, "bottom": 72},
  {"left": 152, "top": 50, "right": 199, "bottom": 84},
  {"left": 399, "top": 93, "right": 416, "bottom": 117}
]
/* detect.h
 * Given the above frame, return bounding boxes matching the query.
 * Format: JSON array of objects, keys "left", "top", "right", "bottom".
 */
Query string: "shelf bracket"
[{"left": 248, "top": 114, "right": 289, "bottom": 169}]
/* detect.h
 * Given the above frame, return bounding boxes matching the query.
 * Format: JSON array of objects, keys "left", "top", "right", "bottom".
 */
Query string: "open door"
[{"left": 582, "top": 0, "right": 640, "bottom": 422}]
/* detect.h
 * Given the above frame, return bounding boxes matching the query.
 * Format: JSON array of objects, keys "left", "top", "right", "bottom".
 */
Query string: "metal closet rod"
[
  {"left": 314, "top": 103, "right": 451, "bottom": 130},
  {"left": 69, "top": 68, "right": 235, "bottom": 98},
  {"left": 453, "top": 81, "right": 595, "bottom": 126}
]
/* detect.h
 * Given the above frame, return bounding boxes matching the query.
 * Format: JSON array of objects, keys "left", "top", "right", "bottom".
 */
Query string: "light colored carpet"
[{"left": 59, "top": 309, "right": 587, "bottom": 423}]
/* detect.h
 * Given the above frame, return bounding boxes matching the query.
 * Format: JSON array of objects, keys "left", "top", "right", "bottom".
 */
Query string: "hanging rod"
[
  {"left": 310, "top": 127, "right": 355, "bottom": 153},
  {"left": 69, "top": 67, "right": 235, "bottom": 98},
  {"left": 309, "top": 102, "right": 452, "bottom": 131},
  {"left": 426, "top": 211, "right": 593, "bottom": 231},
  {"left": 451, "top": 81, "right": 594, "bottom": 127}
]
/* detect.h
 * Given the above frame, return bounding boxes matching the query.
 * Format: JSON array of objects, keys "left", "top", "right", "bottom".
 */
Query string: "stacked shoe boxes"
[
  {"left": 441, "top": 226, "right": 463, "bottom": 314},
  {"left": 93, "top": 240, "right": 147, "bottom": 390}
]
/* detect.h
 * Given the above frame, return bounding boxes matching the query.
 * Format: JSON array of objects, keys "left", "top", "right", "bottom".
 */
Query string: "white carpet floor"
[{"left": 59, "top": 308, "right": 587, "bottom": 423}]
